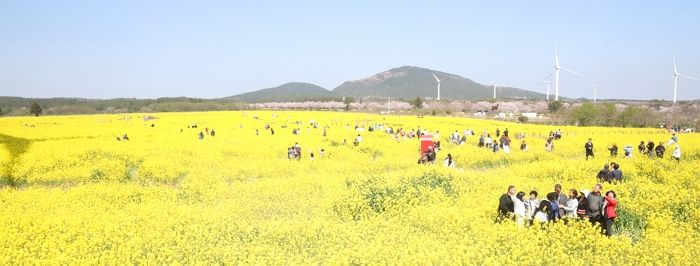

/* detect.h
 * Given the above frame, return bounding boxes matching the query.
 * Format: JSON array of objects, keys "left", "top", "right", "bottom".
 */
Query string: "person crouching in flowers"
[
  {"left": 602, "top": 190, "right": 618, "bottom": 237},
  {"left": 531, "top": 197, "right": 551, "bottom": 227}
]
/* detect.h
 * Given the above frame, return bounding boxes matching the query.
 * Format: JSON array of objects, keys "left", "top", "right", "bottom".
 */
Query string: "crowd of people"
[
  {"left": 586, "top": 135, "right": 682, "bottom": 161},
  {"left": 498, "top": 183, "right": 618, "bottom": 236}
]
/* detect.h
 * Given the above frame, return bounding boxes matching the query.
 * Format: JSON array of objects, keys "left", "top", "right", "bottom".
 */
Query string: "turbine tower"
[
  {"left": 543, "top": 79, "right": 551, "bottom": 100},
  {"left": 672, "top": 57, "right": 698, "bottom": 103},
  {"left": 493, "top": 81, "right": 497, "bottom": 99},
  {"left": 590, "top": 81, "right": 598, "bottom": 103},
  {"left": 432, "top": 74, "right": 441, "bottom": 101},
  {"left": 547, "top": 44, "right": 583, "bottom": 101}
]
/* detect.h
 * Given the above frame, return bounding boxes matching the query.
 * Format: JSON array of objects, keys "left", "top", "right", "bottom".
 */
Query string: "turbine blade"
[
  {"left": 674, "top": 57, "right": 678, "bottom": 74},
  {"left": 432, "top": 74, "right": 440, "bottom": 82},
  {"left": 560, "top": 67, "right": 584, "bottom": 76},
  {"left": 589, "top": 81, "right": 597, "bottom": 87},
  {"left": 680, "top": 74, "right": 699, "bottom": 80},
  {"left": 554, "top": 43, "right": 559, "bottom": 66},
  {"left": 544, "top": 71, "right": 555, "bottom": 80}
]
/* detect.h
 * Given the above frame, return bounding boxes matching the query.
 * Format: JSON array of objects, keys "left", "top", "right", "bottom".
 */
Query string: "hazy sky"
[{"left": 1, "top": 1, "right": 699, "bottom": 100}]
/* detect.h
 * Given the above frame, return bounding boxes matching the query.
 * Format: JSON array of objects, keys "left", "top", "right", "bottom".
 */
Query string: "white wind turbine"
[
  {"left": 590, "top": 81, "right": 598, "bottom": 103},
  {"left": 672, "top": 57, "right": 698, "bottom": 103},
  {"left": 545, "top": 44, "right": 583, "bottom": 101},
  {"left": 492, "top": 81, "right": 497, "bottom": 99},
  {"left": 543, "top": 79, "right": 551, "bottom": 100},
  {"left": 432, "top": 74, "right": 441, "bottom": 101}
]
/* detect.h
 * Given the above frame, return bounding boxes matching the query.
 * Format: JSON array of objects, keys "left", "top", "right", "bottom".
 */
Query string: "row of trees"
[
  {"left": 3, "top": 99, "right": 698, "bottom": 130},
  {"left": 567, "top": 102, "right": 657, "bottom": 127}
]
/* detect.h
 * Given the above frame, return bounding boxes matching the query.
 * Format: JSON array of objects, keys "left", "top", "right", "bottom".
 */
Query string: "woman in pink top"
[{"left": 602, "top": 190, "right": 618, "bottom": 237}]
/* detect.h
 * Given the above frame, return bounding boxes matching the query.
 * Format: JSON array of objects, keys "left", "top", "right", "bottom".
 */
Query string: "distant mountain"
[
  {"left": 226, "top": 82, "right": 336, "bottom": 102},
  {"left": 333, "top": 66, "right": 546, "bottom": 100}
]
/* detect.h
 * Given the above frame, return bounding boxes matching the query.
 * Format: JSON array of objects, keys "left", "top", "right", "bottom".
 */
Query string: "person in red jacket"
[{"left": 602, "top": 190, "right": 618, "bottom": 237}]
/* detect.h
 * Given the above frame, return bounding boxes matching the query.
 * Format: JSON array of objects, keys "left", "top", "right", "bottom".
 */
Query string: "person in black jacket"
[
  {"left": 597, "top": 164, "right": 611, "bottom": 183},
  {"left": 655, "top": 142, "right": 666, "bottom": 158},
  {"left": 497, "top": 185, "right": 516, "bottom": 222},
  {"left": 585, "top": 138, "right": 595, "bottom": 160},
  {"left": 608, "top": 144, "right": 618, "bottom": 157},
  {"left": 638, "top": 141, "right": 646, "bottom": 154},
  {"left": 646, "top": 140, "right": 655, "bottom": 157}
]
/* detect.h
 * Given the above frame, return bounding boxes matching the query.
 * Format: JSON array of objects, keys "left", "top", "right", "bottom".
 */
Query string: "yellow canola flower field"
[{"left": 1, "top": 111, "right": 699, "bottom": 264}]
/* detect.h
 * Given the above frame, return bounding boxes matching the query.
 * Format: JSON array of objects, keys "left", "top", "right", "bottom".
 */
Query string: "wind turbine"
[
  {"left": 543, "top": 79, "right": 551, "bottom": 100},
  {"left": 546, "top": 44, "right": 584, "bottom": 101},
  {"left": 432, "top": 74, "right": 441, "bottom": 101},
  {"left": 492, "top": 81, "right": 497, "bottom": 99},
  {"left": 672, "top": 57, "right": 698, "bottom": 103},
  {"left": 590, "top": 81, "right": 598, "bottom": 103}
]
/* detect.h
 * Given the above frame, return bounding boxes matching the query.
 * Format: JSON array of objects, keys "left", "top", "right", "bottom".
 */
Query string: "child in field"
[{"left": 443, "top": 153, "right": 456, "bottom": 168}]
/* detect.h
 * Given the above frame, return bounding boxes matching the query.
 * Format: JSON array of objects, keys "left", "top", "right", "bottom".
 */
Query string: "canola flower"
[{"left": 0, "top": 111, "right": 699, "bottom": 264}]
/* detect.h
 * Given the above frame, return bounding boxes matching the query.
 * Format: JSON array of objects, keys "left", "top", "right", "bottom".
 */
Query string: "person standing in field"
[
  {"left": 671, "top": 133, "right": 679, "bottom": 144},
  {"left": 608, "top": 144, "right": 618, "bottom": 157},
  {"left": 610, "top": 163, "right": 622, "bottom": 183},
  {"left": 496, "top": 128, "right": 501, "bottom": 137},
  {"left": 546, "top": 193, "right": 561, "bottom": 222},
  {"left": 672, "top": 144, "right": 681, "bottom": 161},
  {"left": 497, "top": 185, "right": 516, "bottom": 222},
  {"left": 492, "top": 140, "right": 500, "bottom": 153},
  {"left": 646, "top": 140, "right": 655, "bottom": 157},
  {"left": 638, "top": 141, "right": 646, "bottom": 154},
  {"left": 485, "top": 134, "right": 493, "bottom": 149},
  {"left": 553, "top": 184, "right": 568, "bottom": 206},
  {"left": 443, "top": 153, "right": 456, "bottom": 168},
  {"left": 545, "top": 139, "right": 554, "bottom": 152},
  {"left": 520, "top": 140, "right": 528, "bottom": 151},
  {"left": 513, "top": 191, "right": 526, "bottom": 226},
  {"left": 524, "top": 191, "right": 539, "bottom": 224},
  {"left": 501, "top": 135, "right": 511, "bottom": 154},
  {"left": 576, "top": 190, "right": 589, "bottom": 219},
  {"left": 597, "top": 164, "right": 611, "bottom": 183},
  {"left": 198, "top": 131, "right": 204, "bottom": 140},
  {"left": 655, "top": 142, "right": 666, "bottom": 158},
  {"left": 587, "top": 184, "right": 605, "bottom": 230},
  {"left": 623, "top": 145, "right": 633, "bottom": 158},
  {"left": 602, "top": 190, "right": 618, "bottom": 237},
  {"left": 585, "top": 138, "right": 595, "bottom": 160},
  {"left": 559, "top": 189, "right": 579, "bottom": 219}
]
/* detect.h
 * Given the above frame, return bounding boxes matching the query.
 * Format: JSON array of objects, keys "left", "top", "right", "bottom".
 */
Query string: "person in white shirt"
[
  {"left": 524, "top": 191, "right": 540, "bottom": 224},
  {"left": 513, "top": 191, "right": 526, "bottom": 226},
  {"left": 672, "top": 144, "right": 681, "bottom": 161},
  {"left": 559, "top": 189, "right": 580, "bottom": 218},
  {"left": 485, "top": 134, "right": 493, "bottom": 149}
]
